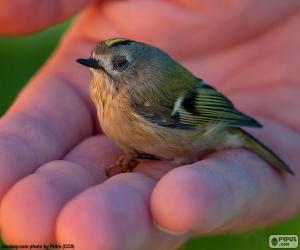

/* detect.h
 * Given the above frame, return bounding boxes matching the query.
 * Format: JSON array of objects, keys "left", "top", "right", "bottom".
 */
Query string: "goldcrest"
[{"left": 77, "top": 38, "right": 294, "bottom": 177}]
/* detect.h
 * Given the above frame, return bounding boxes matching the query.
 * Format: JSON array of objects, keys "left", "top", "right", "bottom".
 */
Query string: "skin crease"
[{"left": 0, "top": 0, "right": 300, "bottom": 249}]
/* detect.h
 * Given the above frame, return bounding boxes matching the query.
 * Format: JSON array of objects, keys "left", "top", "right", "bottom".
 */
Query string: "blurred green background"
[{"left": 0, "top": 21, "right": 299, "bottom": 250}]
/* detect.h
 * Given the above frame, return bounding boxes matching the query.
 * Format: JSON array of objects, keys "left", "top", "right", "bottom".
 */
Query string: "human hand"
[{"left": 0, "top": 1, "right": 300, "bottom": 249}]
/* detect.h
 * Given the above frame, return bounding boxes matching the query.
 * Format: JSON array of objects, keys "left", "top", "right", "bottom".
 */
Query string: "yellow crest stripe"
[{"left": 105, "top": 38, "right": 130, "bottom": 46}]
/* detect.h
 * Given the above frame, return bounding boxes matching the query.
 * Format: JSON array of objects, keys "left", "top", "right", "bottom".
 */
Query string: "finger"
[
  {"left": 151, "top": 120, "right": 300, "bottom": 234},
  {"left": 75, "top": 0, "right": 300, "bottom": 59},
  {"left": 64, "top": 135, "right": 122, "bottom": 178},
  {"left": 0, "top": 161, "right": 97, "bottom": 244},
  {"left": 0, "top": 135, "right": 121, "bottom": 244},
  {"left": 0, "top": 24, "right": 97, "bottom": 201},
  {"left": 56, "top": 170, "right": 187, "bottom": 250},
  {"left": 0, "top": 0, "right": 96, "bottom": 35}
]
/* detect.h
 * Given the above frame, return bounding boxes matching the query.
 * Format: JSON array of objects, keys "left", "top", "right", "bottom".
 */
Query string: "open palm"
[{"left": 0, "top": 1, "right": 300, "bottom": 249}]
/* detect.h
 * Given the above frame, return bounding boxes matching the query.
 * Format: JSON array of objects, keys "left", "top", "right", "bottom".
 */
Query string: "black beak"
[{"left": 76, "top": 58, "right": 101, "bottom": 69}]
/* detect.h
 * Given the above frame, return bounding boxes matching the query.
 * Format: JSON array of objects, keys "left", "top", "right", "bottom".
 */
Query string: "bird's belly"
[{"left": 100, "top": 112, "right": 219, "bottom": 162}]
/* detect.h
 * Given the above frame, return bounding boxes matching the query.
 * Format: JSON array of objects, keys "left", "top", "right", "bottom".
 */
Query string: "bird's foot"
[{"left": 105, "top": 152, "right": 140, "bottom": 177}]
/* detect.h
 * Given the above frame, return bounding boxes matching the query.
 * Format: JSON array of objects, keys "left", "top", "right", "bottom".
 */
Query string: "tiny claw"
[{"left": 106, "top": 152, "right": 140, "bottom": 178}]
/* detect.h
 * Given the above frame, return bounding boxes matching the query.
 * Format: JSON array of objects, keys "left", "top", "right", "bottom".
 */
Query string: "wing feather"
[
  {"left": 177, "top": 82, "right": 262, "bottom": 128},
  {"left": 131, "top": 80, "right": 262, "bottom": 130}
]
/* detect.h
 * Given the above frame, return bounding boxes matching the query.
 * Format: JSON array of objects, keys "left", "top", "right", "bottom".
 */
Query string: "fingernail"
[{"left": 153, "top": 221, "right": 189, "bottom": 236}]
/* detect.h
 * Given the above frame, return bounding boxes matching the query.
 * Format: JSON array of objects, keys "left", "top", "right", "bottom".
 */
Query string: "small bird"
[{"left": 77, "top": 38, "right": 294, "bottom": 177}]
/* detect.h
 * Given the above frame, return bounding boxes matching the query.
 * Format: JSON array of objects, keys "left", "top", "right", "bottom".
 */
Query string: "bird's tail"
[{"left": 233, "top": 128, "right": 295, "bottom": 175}]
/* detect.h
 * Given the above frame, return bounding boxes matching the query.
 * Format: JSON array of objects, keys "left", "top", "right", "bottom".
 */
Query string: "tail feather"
[{"left": 234, "top": 128, "right": 295, "bottom": 175}]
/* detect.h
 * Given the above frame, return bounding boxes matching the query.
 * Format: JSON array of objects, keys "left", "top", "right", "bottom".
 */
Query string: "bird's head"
[{"left": 77, "top": 38, "right": 177, "bottom": 94}]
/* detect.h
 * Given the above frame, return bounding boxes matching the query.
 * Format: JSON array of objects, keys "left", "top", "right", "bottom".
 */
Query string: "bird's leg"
[{"left": 106, "top": 152, "right": 140, "bottom": 177}]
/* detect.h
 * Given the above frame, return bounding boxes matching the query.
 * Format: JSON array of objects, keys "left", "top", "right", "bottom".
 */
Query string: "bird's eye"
[{"left": 112, "top": 56, "right": 129, "bottom": 71}]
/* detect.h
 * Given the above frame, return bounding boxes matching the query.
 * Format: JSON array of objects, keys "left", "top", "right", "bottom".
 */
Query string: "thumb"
[{"left": 0, "top": 0, "right": 97, "bottom": 35}]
